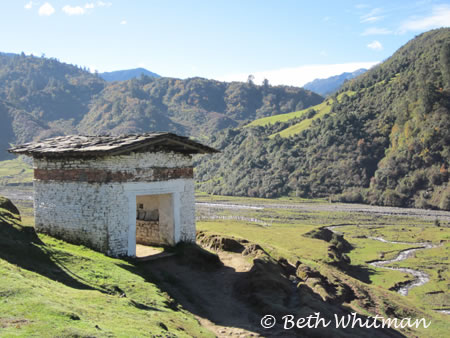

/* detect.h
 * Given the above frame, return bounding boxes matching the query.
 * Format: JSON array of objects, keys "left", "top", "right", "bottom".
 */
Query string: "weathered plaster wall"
[
  {"left": 179, "top": 179, "right": 196, "bottom": 242},
  {"left": 34, "top": 151, "right": 192, "bottom": 170},
  {"left": 33, "top": 151, "right": 196, "bottom": 256},
  {"left": 34, "top": 181, "right": 126, "bottom": 253},
  {"left": 136, "top": 193, "right": 174, "bottom": 246}
]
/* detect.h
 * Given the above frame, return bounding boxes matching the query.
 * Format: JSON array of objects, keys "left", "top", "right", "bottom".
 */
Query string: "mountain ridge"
[
  {"left": 0, "top": 52, "right": 322, "bottom": 159},
  {"left": 195, "top": 28, "right": 450, "bottom": 210},
  {"left": 99, "top": 67, "right": 161, "bottom": 82},
  {"left": 303, "top": 68, "right": 367, "bottom": 96}
]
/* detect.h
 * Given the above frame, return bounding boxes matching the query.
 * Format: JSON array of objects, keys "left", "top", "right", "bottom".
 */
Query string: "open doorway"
[{"left": 135, "top": 194, "right": 175, "bottom": 259}]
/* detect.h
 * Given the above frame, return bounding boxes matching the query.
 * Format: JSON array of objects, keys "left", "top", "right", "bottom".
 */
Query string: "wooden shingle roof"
[{"left": 8, "top": 133, "right": 218, "bottom": 158}]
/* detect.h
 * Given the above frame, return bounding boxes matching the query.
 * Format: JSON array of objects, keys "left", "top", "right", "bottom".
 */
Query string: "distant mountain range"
[
  {"left": 99, "top": 68, "right": 161, "bottom": 82},
  {"left": 0, "top": 52, "right": 321, "bottom": 161},
  {"left": 303, "top": 68, "right": 367, "bottom": 96}
]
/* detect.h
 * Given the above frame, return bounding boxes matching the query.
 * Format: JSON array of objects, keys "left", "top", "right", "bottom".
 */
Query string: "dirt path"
[{"left": 142, "top": 251, "right": 264, "bottom": 337}]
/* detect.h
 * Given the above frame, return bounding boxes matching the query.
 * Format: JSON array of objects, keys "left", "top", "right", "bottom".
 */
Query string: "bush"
[
  {"left": 333, "top": 189, "right": 365, "bottom": 204},
  {"left": 382, "top": 190, "right": 406, "bottom": 207}
]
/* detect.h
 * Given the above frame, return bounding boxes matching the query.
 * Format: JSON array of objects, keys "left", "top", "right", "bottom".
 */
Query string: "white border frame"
[{"left": 123, "top": 180, "right": 184, "bottom": 256}]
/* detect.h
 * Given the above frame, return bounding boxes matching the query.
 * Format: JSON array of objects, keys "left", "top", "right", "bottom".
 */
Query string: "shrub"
[{"left": 382, "top": 189, "right": 406, "bottom": 207}]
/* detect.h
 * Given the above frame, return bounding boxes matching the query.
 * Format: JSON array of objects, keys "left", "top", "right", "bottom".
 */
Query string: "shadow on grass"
[
  {"left": 331, "top": 261, "right": 377, "bottom": 284},
  {"left": 0, "top": 209, "right": 101, "bottom": 292},
  {"left": 306, "top": 227, "right": 379, "bottom": 284},
  {"left": 120, "top": 242, "right": 406, "bottom": 337}
]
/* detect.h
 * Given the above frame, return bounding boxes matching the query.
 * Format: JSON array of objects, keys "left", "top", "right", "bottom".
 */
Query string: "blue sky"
[{"left": 1, "top": 1, "right": 449, "bottom": 86}]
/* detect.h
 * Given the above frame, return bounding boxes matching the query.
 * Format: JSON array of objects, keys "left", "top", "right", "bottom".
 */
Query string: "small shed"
[{"left": 8, "top": 133, "right": 217, "bottom": 257}]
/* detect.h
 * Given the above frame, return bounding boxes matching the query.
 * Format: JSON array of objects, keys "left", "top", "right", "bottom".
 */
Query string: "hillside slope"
[
  {"left": 0, "top": 196, "right": 213, "bottom": 337},
  {"left": 196, "top": 28, "right": 450, "bottom": 210},
  {"left": 0, "top": 53, "right": 322, "bottom": 159}
]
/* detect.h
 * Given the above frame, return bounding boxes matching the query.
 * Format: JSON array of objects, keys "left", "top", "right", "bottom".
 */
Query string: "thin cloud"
[
  {"left": 38, "top": 2, "right": 55, "bottom": 16},
  {"left": 399, "top": 5, "right": 450, "bottom": 33},
  {"left": 120, "top": 20, "right": 127, "bottom": 25},
  {"left": 361, "top": 27, "right": 392, "bottom": 36},
  {"left": 24, "top": 1, "right": 33, "bottom": 10},
  {"left": 360, "top": 8, "right": 384, "bottom": 23},
  {"left": 85, "top": 3, "right": 95, "bottom": 9},
  {"left": 367, "top": 40, "right": 383, "bottom": 50},
  {"left": 62, "top": 5, "right": 86, "bottom": 16},
  {"left": 218, "top": 62, "right": 379, "bottom": 88}
]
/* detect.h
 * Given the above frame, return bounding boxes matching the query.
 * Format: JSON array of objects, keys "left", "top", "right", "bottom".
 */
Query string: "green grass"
[
  {"left": 0, "top": 203, "right": 213, "bottom": 337},
  {"left": 271, "top": 100, "right": 332, "bottom": 138},
  {"left": 196, "top": 195, "right": 450, "bottom": 323},
  {"left": 387, "top": 243, "right": 449, "bottom": 312},
  {"left": 246, "top": 99, "right": 333, "bottom": 127},
  {"left": 3, "top": 190, "right": 449, "bottom": 337},
  {"left": 245, "top": 91, "right": 356, "bottom": 137},
  {"left": 271, "top": 91, "right": 356, "bottom": 138},
  {"left": 198, "top": 219, "right": 329, "bottom": 265},
  {"left": 0, "top": 158, "right": 33, "bottom": 185},
  {"left": 329, "top": 221, "right": 450, "bottom": 317}
]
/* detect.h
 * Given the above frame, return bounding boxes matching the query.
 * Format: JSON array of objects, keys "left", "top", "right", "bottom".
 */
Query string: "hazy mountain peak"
[
  {"left": 99, "top": 68, "right": 161, "bottom": 82},
  {"left": 303, "top": 68, "right": 367, "bottom": 96}
]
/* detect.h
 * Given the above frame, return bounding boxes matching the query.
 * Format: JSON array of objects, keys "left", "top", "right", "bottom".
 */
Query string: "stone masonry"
[
  {"left": 32, "top": 151, "right": 195, "bottom": 256},
  {"left": 9, "top": 133, "right": 217, "bottom": 257}
]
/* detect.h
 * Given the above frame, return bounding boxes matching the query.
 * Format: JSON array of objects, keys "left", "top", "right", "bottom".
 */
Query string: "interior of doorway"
[{"left": 135, "top": 193, "right": 175, "bottom": 261}]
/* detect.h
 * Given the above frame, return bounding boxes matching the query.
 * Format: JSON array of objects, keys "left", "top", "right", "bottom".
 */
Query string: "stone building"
[{"left": 9, "top": 133, "right": 217, "bottom": 257}]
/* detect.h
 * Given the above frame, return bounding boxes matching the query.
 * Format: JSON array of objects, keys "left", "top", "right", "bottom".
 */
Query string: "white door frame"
[{"left": 124, "top": 180, "right": 184, "bottom": 256}]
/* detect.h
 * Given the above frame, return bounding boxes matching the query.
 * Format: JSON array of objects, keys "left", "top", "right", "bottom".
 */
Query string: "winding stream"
[
  {"left": 326, "top": 225, "right": 438, "bottom": 296},
  {"left": 366, "top": 237, "right": 437, "bottom": 296}
]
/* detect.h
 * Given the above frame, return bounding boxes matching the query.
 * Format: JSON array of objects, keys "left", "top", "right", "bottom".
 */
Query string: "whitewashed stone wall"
[
  {"left": 34, "top": 151, "right": 192, "bottom": 171},
  {"left": 34, "top": 181, "right": 126, "bottom": 253},
  {"left": 33, "top": 151, "right": 196, "bottom": 257},
  {"left": 179, "top": 179, "right": 196, "bottom": 241}
]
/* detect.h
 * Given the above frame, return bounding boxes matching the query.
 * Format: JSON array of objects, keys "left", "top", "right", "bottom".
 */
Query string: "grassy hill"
[
  {"left": 0, "top": 196, "right": 213, "bottom": 337},
  {"left": 196, "top": 28, "right": 450, "bottom": 210}
]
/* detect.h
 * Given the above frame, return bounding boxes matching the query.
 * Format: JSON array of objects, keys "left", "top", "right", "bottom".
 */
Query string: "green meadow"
[
  {"left": 0, "top": 158, "right": 33, "bottom": 185},
  {"left": 246, "top": 91, "right": 357, "bottom": 139}
]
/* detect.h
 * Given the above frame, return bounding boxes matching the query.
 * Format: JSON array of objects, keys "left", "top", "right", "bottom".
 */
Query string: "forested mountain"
[
  {"left": 196, "top": 28, "right": 450, "bottom": 210},
  {"left": 99, "top": 68, "right": 160, "bottom": 82},
  {"left": 0, "top": 53, "right": 322, "bottom": 159},
  {"left": 304, "top": 68, "right": 367, "bottom": 96}
]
